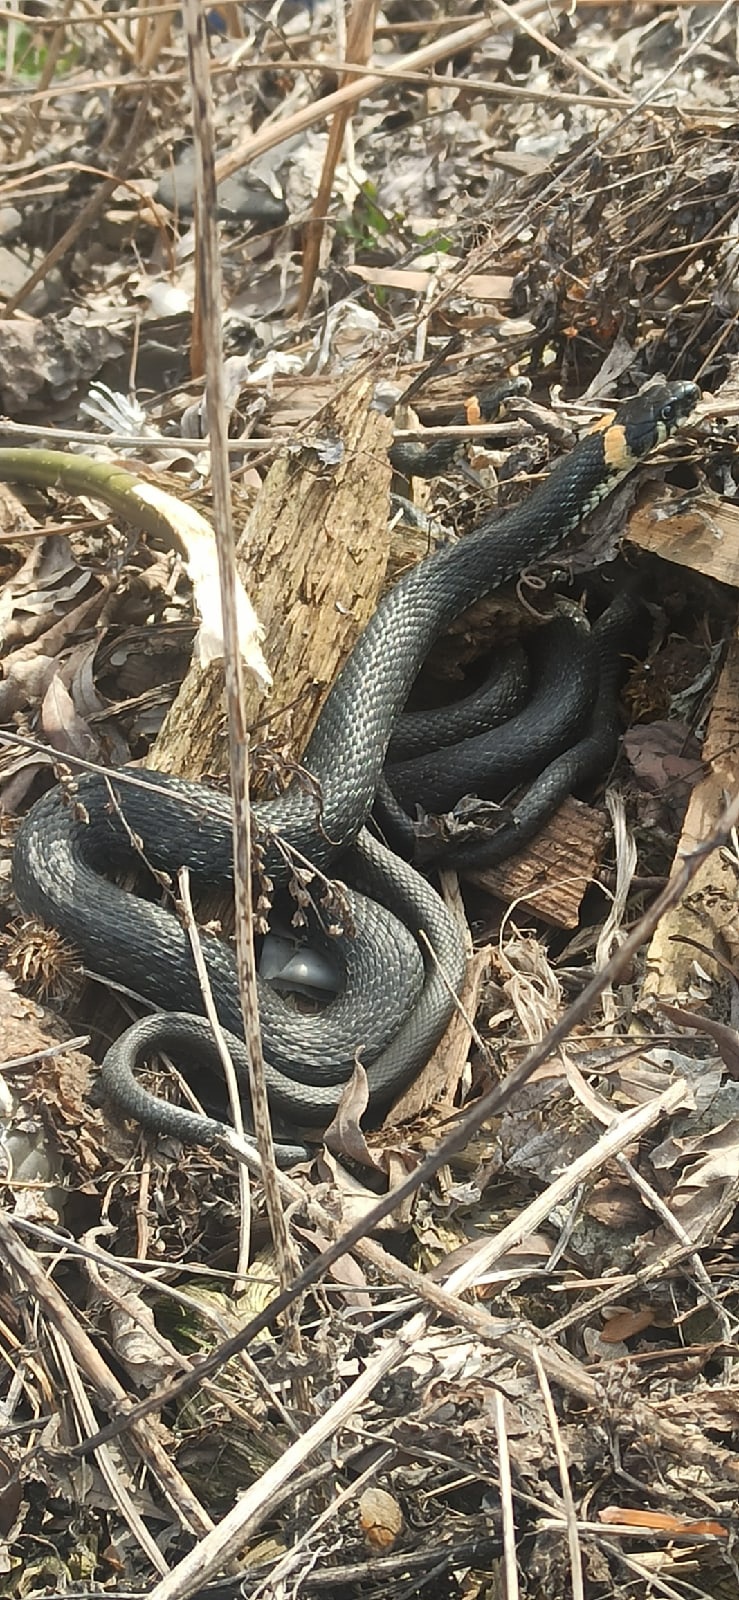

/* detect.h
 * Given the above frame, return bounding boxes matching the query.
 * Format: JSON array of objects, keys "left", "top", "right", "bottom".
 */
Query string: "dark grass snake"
[
  {"left": 386, "top": 607, "right": 599, "bottom": 813},
  {"left": 11, "top": 380, "right": 698, "bottom": 1158},
  {"left": 388, "top": 643, "right": 531, "bottom": 761},
  {"left": 431, "top": 587, "right": 648, "bottom": 874}
]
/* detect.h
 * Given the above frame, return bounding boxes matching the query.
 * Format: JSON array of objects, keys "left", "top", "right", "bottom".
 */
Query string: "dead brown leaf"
[{"left": 40, "top": 672, "right": 99, "bottom": 761}]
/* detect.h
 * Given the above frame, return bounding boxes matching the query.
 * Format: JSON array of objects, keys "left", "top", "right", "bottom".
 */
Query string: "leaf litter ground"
[{"left": 1, "top": 2, "right": 739, "bottom": 1597}]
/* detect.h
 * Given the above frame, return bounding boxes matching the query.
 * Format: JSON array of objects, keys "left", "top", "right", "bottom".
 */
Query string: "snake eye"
[{"left": 660, "top": 398, "right": 677, "bottom": 425}]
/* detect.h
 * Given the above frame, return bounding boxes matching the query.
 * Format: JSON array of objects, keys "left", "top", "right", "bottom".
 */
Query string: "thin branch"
[
  {"left": 493, "top": 1391, "right": 518, "bottom": 1600},
  {"left": 532, "top": 1350, "right": 584, "bottom": 1600}
]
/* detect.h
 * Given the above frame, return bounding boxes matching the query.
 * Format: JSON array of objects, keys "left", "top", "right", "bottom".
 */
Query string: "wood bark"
[{"left": 152, "top": 375, "right": 392, "bottom": 778}]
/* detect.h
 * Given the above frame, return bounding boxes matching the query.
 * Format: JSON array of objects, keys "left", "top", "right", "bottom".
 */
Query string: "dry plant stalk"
[
  {"left": 180, "top": 0, "right": 300, "bottom": 1301},
  {"left": 135, "top": 0, "right": 173, "bottom": 71},
  {"left": 298, "top": 0, "right": 383, "bottom": 314}
]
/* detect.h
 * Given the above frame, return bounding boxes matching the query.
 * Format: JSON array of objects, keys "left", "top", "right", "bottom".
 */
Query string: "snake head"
[{"left": 618, "top": 379, "right": 700, "bottom": 460}]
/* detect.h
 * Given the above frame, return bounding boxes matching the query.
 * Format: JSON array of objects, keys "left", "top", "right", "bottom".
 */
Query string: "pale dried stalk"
[
  {"left": 136, "top": 0, "right": 173, "bottom": 69},
  {"left": 532, "top": 1350, "right": 584, "bottom": 1600},
  {"left": 179, "top": 866, "right": 251, "bottom": 1282},
  {"left": 180, "top": 0, "right": 300, "bottom": 1302},
  {"left": 492, "top": 1391, "right": 518, "bottom": 1600}
]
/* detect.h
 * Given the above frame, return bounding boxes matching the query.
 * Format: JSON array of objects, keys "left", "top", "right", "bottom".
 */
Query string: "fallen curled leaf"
[
  {"left": 622, "top": 719, "right": 702, "bottom": 796},
  {"left": 323, "top": 1061, "right": 380, "bottom": 1169},
  {"left": 358, "top": 1487, "right": 403, "bottom": 1551},
  {"left": 648, "top": 1119, "right": 739, "bottom": 1251}
]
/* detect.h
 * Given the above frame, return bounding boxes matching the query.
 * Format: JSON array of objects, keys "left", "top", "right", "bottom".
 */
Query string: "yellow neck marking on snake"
[
  {"left": 601, "top": 421, "right": 639, "bottom": 474},
  {"left": 589, "top": 409, "right": 617, "bottom": 435}
]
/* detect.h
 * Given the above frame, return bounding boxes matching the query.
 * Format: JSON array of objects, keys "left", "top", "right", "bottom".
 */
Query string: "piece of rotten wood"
[
  {"left": 465, "top": 795, "right": 608, "bottom": 929},
  {"left": 641, "top": 628, "right": 739, "bottom": 998},
  {"left": 151, "top": 373, "right": 392, "bottom": 778},
  {"left": 627, "top": 485, "right": 739, "bottom": 588}
]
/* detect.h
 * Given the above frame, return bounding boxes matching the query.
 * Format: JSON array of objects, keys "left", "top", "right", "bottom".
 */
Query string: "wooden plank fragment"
[
  {"left": 628, "top": 486, "right": 739, "bottom": 587},
  {"left": 466, "top": 795, "right": 608, "bottom": 929},
  {"left": 642, "top": 630, "right": 739, "bottom": 999}
]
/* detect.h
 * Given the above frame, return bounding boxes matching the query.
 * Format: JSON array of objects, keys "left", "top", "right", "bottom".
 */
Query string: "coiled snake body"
[{"left": 12, "top": 381, "right": 698, "bottom": 1153}]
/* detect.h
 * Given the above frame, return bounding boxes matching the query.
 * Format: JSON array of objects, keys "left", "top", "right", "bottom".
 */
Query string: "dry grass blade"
[
  {"left": 135, "top": 0, "right": 173, "bottom": 71},
  {"left": 493, "top": 1390, "right": 519, "bottom": 1600},
  {"left": 531, "top": 1351, "right": 584, "bottom": 1600},
  {"left": 178, "top": 865, "right": 252, "bottom": 1280}
]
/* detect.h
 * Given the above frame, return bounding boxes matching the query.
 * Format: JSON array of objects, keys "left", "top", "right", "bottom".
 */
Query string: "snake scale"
[{"left": 12, "top": 380, "right": 699, "bottom": 1156}]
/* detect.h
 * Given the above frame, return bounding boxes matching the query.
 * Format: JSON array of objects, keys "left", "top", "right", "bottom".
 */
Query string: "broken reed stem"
[{"left": 180, "top": 0, "right": 301, "bottom": 1306}]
